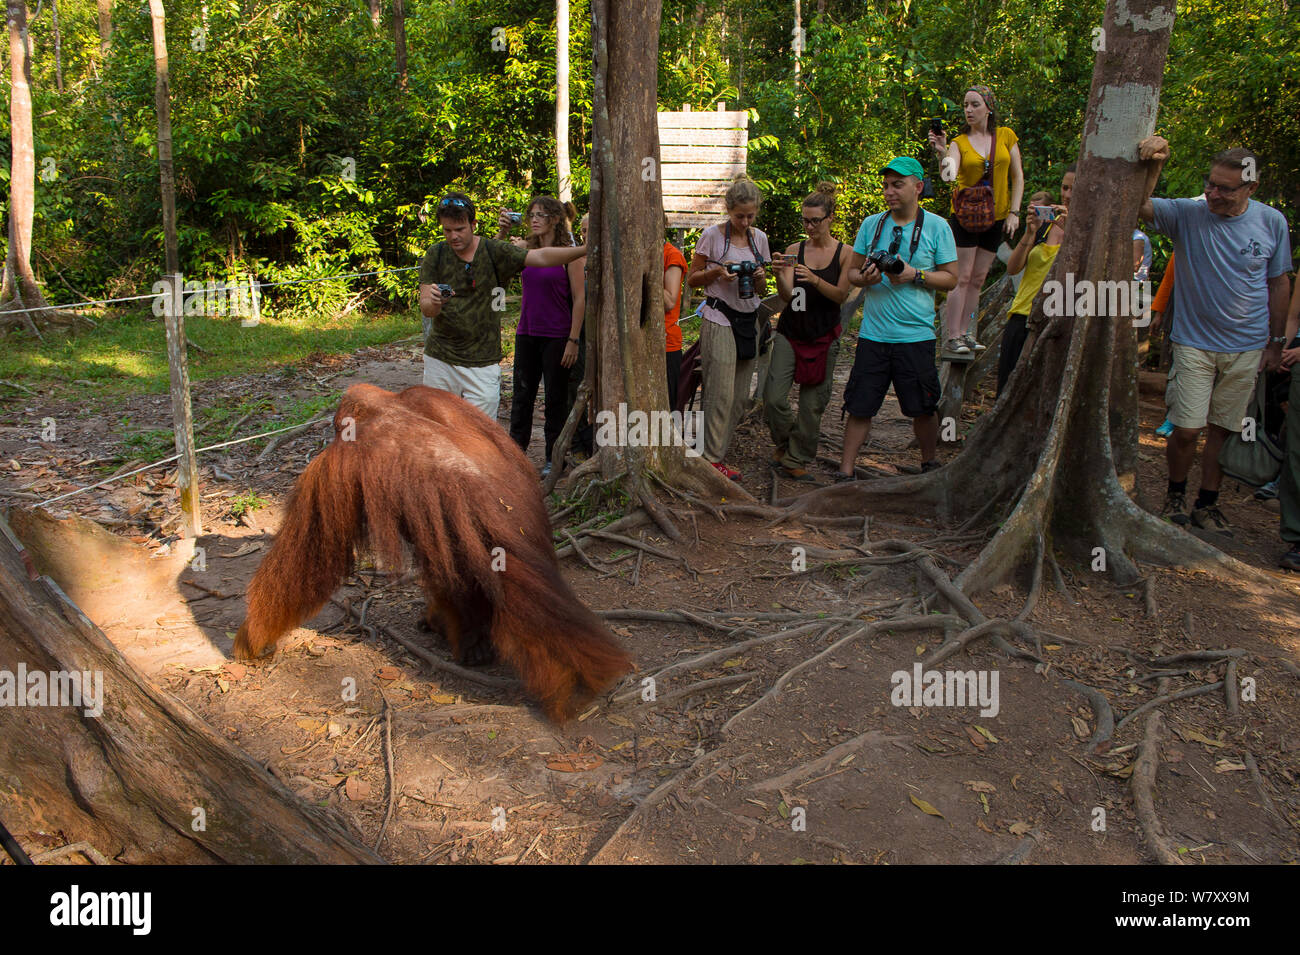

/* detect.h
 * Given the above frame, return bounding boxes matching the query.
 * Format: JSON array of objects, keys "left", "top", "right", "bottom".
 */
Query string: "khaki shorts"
[
  {"left": 423, "top": 354, "right": 502, "bottom": 421},
  {"left": 1166, "top": 343, "right": 1260, "bottom": 432}
]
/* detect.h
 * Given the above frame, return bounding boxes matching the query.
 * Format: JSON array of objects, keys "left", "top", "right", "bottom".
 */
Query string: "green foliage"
[
  {"left": 2, "top": 0, "right": 1295, "bottom": 331},
  {"left": 229, "top": 490, "right": 270, "bottom": 517}
]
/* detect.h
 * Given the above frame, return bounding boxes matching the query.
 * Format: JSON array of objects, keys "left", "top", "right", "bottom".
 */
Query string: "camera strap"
[
  {"left": 719, "top": 224, "right": 759, "bottom": 263},
  {"left": 868, "top": 209, "right": 926, "bottom": 262}
]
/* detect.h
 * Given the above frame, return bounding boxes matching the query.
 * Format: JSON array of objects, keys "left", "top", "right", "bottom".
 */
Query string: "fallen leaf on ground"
[
  {"left": 1008, "top": 821, "right": 1032, "bottom": 836},
  {"left": 220, "top": 541, "right": 263, "bottom": 558},
  {"left": 909, "top": 794, "right": 944, "bottom": 818},
  {"left": 974, "top": 725, "right": 999, "bottom": 743},
  {"left": 965, "top": 725, "right": 987, "bottom": 751},
  {"left": 1071, "top": 716, "right": 1090, "bottom": 739},
  {"left": 375, "top": 666, "right": 402, "bottom": 681},
  {"left": 1213, "top": 759, "right": 1247, "bottom": 773},
  {"left": 345, "top": 777, "right": 371, "bottom": 801},
  {"left": 964, "top": 780, "right": 997, "bottom": 793},
  {"left": 547, "top": 754, "right": 604, "bottom": 772}
]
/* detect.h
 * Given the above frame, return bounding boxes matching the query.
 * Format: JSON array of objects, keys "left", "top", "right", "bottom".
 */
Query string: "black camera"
[
  {"left": 726, "top": 260, "right": 765, "bottom": 299},
  {"left": 866, "top": 250, "right": 906, "bottom": 275},
  {"left": 929, "top": 117, "right": 945, "bottom": 137},
  {"left": 436, "top": 284, "right": 456, "bottom": 299}
]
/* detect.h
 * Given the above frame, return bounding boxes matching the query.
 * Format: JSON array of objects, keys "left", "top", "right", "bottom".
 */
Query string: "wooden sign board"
[{"left": 657, "top": 106, "right": 749, "bottom": 230}]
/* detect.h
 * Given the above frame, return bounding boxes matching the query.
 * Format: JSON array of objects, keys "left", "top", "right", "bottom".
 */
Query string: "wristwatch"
[
  {"left": 568, "top": 337, "right": 580, "bottom": 344},
  {"left": 912, "top": 269, "right": 927, "bottom": 287},
  {"left": 1269, "top": 336, "right": 1286, "bottom": 344}
]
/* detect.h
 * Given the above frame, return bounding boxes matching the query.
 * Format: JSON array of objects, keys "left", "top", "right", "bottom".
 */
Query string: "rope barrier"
[
  {"left": 30, "top": 415, "right": 333, "bottom": 509},
  {"left": 0, "top": 265, "right": 421, "bottom": 318}
]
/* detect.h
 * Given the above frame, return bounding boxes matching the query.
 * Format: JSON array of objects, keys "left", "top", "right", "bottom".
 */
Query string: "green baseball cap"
[{"left": 880, "top": 157, "right": 925, "bottom": 179}]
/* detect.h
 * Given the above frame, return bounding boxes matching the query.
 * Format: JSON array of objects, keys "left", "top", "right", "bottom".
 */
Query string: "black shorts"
[
  {"left": 843, "top": 338, "right": 940, "bottom": 419},
  {"left": 951, "top": 216, "right": 1006, "bottom": 252}
]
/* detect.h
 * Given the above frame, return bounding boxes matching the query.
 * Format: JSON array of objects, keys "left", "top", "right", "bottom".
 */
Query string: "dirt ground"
[{"left": 3, "top": 333, "right": 1299, "bottom": 865}]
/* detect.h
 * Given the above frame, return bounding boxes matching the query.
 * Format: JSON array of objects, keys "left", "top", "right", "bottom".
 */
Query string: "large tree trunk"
[
  {"left": 2, "top": 0, "right": 52, "bottom": 331},
  {"left": 792, "top": 0, "right": 1265, "bottom": 594},
  {"left": 0, "top": 516, "right": 382, "bottom": 863},
  {"left": 149, "top": 0, "right": 179, "bottom": 275},
  {"left": 583, "top": 0, "right": 741, "bottom": 517}
]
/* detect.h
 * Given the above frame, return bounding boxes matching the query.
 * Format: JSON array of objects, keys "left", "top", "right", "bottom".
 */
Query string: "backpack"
[
  {"left": 1218, "top": 373, "right": 1284, "bottom": 487},
  {"left": 953, "top": 129, "right": 998, "bottom": 233}
]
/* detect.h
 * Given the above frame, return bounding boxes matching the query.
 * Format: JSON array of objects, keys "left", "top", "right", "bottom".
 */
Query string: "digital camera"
[
  {"left": 726, "top": 260, "right": 765, "bottom": 299},
  {"left": 866, "top": 249, "right": 907, "bottom": 275},
  {"left": 437, "top": 284, "right": 456, "bottom": 298},
  {"left": 505, "top": 211, "right": 523, "bottom": 225}
]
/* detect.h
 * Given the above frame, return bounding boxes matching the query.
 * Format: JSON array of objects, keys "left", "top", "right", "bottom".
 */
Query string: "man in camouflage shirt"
[{"left": 418, "top": 192, "right": 587, "bottom": 420}]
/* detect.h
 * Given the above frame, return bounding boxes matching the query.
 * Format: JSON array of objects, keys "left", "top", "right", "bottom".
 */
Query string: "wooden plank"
[
  {"left": 662, "top": 161, "right": 747, "bottom": 179},
  {"left": 659, "top": 127, "right": 748, "bottom": 147},
  {"left": 663, "top": 196, "right": 731, "bottom": 213},
  {"left": 667, "top": 213, "right": 724, "bottom": 229},
  {"left": 660, "top": 145, "right": 747, "bottom": 164},
  {"left": 657, "top": 111, "right": 749, "bottom": 129},
  {"left": 662, "top": 178, "right": 733, "bottom": 196}
]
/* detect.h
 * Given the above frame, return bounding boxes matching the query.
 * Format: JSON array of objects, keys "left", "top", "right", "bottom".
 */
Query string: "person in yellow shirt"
[
  {"left": 928, "top": 84, "right": 1025, "bottom": 357},
  {"left": 997, "top": 166, "right": 1073, "bottom": 395}
]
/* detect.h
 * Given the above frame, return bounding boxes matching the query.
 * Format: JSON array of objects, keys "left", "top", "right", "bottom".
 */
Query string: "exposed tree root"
[
  {"left": 748, "top": 730, "right": 906, "bottom": 793},
  {"left": 1131, "top": 678, "right": 1186, "bottom": 865},
  {"left": 1113, "top": 681, "right": 1225, "bottom": 735},
  {"left": 1242, "top": 753, "right": 1289, "bottom": 832},
  {"left": 1060, "top": 679, "right": 1116, "bottom": 754}
]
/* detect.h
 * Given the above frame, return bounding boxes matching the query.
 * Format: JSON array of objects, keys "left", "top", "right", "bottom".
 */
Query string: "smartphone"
[
  {"left": 1031, "top": 205, "right": 1056, "bottom": 222},
  {"left": 772, "top": 253, "right": 799, "bottom": 266}
]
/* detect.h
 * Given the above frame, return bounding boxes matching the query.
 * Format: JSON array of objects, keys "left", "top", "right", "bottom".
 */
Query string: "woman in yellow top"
[
  {"left": 928, "top": 84, "right": 1025, "bottom": 357},
  {"left": 997, "top": 165, "right": 1074, "bottom": 396}
]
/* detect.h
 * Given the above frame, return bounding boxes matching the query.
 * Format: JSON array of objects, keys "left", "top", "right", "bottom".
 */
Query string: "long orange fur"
[{"left": 233, "top": 384, "right": 632, "bottom": 721}]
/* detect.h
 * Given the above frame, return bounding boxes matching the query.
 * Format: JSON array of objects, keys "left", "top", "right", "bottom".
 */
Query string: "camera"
[
  {"left": 725, "top": 260, "right": 765, "bottom": 299},
  {"left": 436, "top": 284, "right": 456, "bottom": 299},
  {"left": 1031, "top": 205, "right": 1056, "bottom": 222},
  {"left": 866, "top": 250, "right": 907, "bottom": 275},
  {"left": 505, "top": 211, "right": 522, "bottom": 225},
  {"left": 930, "top": 117, "right": 945, "bottom": 137}
]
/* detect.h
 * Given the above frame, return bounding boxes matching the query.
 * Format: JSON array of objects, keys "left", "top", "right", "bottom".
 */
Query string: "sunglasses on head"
[{"left": 439, "top": 197, "right": 472, "bottom": 212}]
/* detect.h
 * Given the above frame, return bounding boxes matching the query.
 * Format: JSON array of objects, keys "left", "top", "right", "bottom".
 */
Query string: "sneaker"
[
  {"left": 964, "top": 335, "right": 987, "bottom": 353},
  {"left": 1280, "top": 547, "right": 1300, "bottom": 572},
  {"left": 1191, "top": 504, "right": 1233, "bottom": 537},
  {"left": 1254, "top": 479, "right": 1279, "bottom": 501},
  {"left": 921, "top": 459, "right": 943, "bottom": 473},
  {"left": 1161, "top": 490, "right": 1189, "bottom": 526},
  {"left": 1155, "top": 418, "right": 1174, "bottom": 438},
  {"left": 780, "top": 464, "right": 817, "bottom": 483},
  {"left": 712, "top": 461, "right": 742, "bottom": 482},
  {"left": 946, "top": 337, "right": 971, "bottom": 356}
]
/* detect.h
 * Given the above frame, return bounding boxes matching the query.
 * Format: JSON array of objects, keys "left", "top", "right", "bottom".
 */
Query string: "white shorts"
[
  {"left": 1166, "top": 344, "right": 1259, "bottom": 432},
  {"left": 422, "top": 355, "right": 502, "bottom": 421}
]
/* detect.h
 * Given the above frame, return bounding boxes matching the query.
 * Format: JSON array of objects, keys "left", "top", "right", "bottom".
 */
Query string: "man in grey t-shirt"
[{"left": 1138, "top": 140, "right": 1294, "bottom": 537}]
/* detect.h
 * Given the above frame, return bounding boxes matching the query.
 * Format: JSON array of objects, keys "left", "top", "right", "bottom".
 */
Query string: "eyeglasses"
[
  {"left": 802, "top": 214, "right": 829, "bottom": 226},
  {"left": 528, "top": 211, "right": 552, "bottom": 221},
  {"left": 463, "top": 260, "right": 475, "bottom": 289},
  {"left": 888, "top": 225, "right": 903, "bottom": 256},
  {"left": 1202, "top": 177, "right": 1248, "bottom": 196}
]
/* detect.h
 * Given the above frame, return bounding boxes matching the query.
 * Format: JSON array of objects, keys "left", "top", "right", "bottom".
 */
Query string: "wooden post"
[
  {"left": 150, "top": 1, "right": 199, "bottom": 538},
  {"left": 164, "top": 273, "right": 201, "bottom": 537},
  {"left": 242, "top": 273, "right": 261, "bottom": 327},
  {"left": 556, "top": 0, "right": 571, "bottom": 201}
]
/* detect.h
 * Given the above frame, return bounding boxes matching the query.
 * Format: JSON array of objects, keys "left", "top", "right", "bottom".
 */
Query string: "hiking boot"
[
  {"left": 1155, "top": 418, "right": 1174, "bottom": 438},
  {"left": 1254, "top": 479, "right": 1279, "bottom": 501},
  {"left": 964, "top": 335, "right": 987, "bottom": 353},
  {"left": 1161, "top": 490, "right": 1189, "bottom": 526},
  {"left": 1280, "top": 547, "right": 1300, "bottom": 572},
  {"left": 921, "top": 459, "right": 943, "bottom": 473},
  {"left": 946, "top": 337, "right": 971, "bottom": 356},
  {"left": 1191, "top": 504, "right": 1233, "bottom": 537},
  {"left": 780, "top": 464, "right": 817, "bottom": 483},
  {"left": 712, "top": 461, "right": 742, "bottom": 482}
]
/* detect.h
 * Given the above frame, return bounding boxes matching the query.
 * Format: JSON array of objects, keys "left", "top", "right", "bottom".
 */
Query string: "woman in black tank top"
[{"left": 766, "top": 184, "right": 855, "bottom": 481}]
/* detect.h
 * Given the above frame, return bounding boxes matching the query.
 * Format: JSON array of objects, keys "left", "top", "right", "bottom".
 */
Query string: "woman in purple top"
[{"left": 497, "top": 196, "right": 586, "bottom": 472}]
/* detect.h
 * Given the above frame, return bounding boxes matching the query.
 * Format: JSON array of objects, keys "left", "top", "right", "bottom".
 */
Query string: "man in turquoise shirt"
[{"left": 837, "top": 157, "right": 959, "bottom": 479}]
